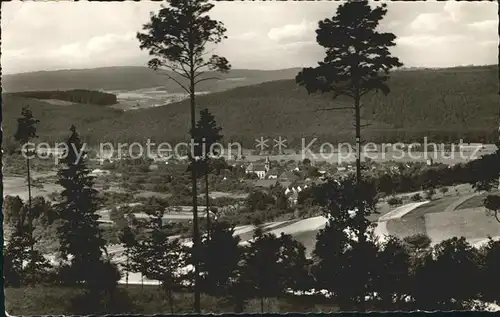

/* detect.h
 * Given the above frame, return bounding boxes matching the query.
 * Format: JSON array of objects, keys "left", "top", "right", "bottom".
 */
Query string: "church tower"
[{"left": 265, "top": 156, "right": 270, "bottom": 172}]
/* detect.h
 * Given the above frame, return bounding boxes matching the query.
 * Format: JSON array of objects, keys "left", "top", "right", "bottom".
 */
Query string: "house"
[
  {"left": 246, "top": 156, "right": 270, "bottom": 179},
  {"left": 254, "top": 179, "right": 291, "bottom": 189},
  {"left": 266, "top": 167, "right": 280, "bottom": 179},
  {"left": 90, "top": 169, "right": 111, "bottom": 177},
  {"left": 284, "top": 184, "right": 306, "bottom": 206},
  {"left": 279, "top": 170, "right": 299, "bottom": 182}
]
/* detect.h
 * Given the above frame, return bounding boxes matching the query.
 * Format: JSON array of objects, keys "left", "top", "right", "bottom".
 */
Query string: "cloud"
[
  {"left": 1, "top": 1, "right": 497, "bottom": 73},
  {"left": 479, "top": 40, "right": 497, "bottom": 47},
  {"left": 230, "top": 32, "right": 258, "bottom": 41},
  {"left": 46, "top": 32, "right": 138, "bottom": 60},
  {"left": 409, "top": 13, "right": 452, "bottom": 32},
  {"left": 444, "top": 1, "right": 495, "bottom": 24},
  {"left": 468, "top": 20, "right": 497, "bottom": 32},
  {"left": 268, "top": 19, "right": 316, "bottom": 43},
  {"left": 396, "top": 34, "right": 465, "bottom": 48},
  {"left": 87, "top": 32, "right": 136, "bottom": 53}
]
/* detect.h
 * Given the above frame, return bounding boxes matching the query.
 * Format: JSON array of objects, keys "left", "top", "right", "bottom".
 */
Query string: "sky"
[{"left": 1, "top": 1, "right": 497, "bottom": 74}]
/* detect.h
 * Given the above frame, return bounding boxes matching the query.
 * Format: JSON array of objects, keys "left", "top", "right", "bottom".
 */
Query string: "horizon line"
[{"left": 3, "top": 63, "right": 496, "bottom": 77}]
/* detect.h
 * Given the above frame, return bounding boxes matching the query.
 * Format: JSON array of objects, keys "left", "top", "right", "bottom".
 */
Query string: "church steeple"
[{"left": 265, "top": 156, "right": 270, "bottom": 172}]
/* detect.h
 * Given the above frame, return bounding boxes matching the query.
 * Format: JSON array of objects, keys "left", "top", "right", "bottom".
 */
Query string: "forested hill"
[
  {"left": 6, "top": 90, "right": 118, "bottom": 106},
  {"left": 2, "top": 66, "right": 302, "bottom": 93},
  {"left": 3, "top": 65, "right": 498, "bottom": 146}
]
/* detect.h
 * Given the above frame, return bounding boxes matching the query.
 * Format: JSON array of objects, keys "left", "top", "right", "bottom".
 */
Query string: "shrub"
[
  {"left": 387, "top": 196, "right": 403, "bottom": 206},
  {"left": 424, "top": 188, "right": 436, "bottom": 200},
  {"left": 410, "top": 193, "right": 422, "bottom": 202},
  {"left": 403, "top": 233, "right": 431, "bottom": 251},
  {"left": 438, "top": 187, "right": 449, "bottom": 196}
]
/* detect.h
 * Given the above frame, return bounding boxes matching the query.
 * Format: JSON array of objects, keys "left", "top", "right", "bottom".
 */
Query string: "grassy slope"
[
  {"left": 6, "top": 286, "right": 340, "bottom": 315},
  {"left": 455, "top": 190, "right": 500, "bottom": 210},
  {"left": 385, "top": 197, "right": 458, "bottom": 238},
  {"left": 3, "top": 65, "right": 497, "bottom": 144}
]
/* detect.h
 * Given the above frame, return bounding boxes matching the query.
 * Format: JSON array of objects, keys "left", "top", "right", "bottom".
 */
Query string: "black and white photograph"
[{"left": 1, "top": 0, "right": 499, "bottom": 314}]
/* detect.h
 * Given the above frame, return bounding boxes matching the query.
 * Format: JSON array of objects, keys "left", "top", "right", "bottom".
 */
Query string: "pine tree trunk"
[
  {"left": 260, "top": 296, "right": 264, "bottom": 313},
  {"left": 205, "top": 172, "right": 210, "bottom": 241},
  {"left": 27, "top": 157, "right": 35, "bottom": 280},
  {"left": 167, "top": 287, "right": 175, "bottom": 314},
  {"left": 190, "top": 66, "right": 201, "bottom": 314},
  {"left": 498, "top": 0, "right": 500, "bottom": 195},
  {"left": 354, "top": 90, "right": 366, "bottom": 313},
  {"left": 125, "top": 251, "right": 129, "bottom": 286}
]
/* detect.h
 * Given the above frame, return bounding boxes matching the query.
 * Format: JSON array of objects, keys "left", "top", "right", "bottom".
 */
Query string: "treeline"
[
  {"left": 7, "top": 89, "right": 117, "bottom": 106},
  {"left": 299, "top": 148, "right": 500, "bottom": 204}
]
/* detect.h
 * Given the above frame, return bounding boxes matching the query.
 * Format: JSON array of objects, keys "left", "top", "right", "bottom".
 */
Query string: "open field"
[
  {"left": 3, "top": 175, "right": 61, "bottom": 201},
  {"left": 455, "top": 190, "right": 500, "bottom": 210},
  {"left": 425, "top": 207, "right": 500, "bottom": 245},
  {"left": 378, "top": 201, "right": 430, "bottom": 221},
  {"left": 382, "top": 184, "right": 500, "bottom": 246}
]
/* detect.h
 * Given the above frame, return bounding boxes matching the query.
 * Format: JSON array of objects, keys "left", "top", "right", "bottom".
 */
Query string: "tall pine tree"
[
  {"left": 14, "top": 107, "right": 40, "bottom": 276},
  {"left": 55, "top": 125, "right": 108, "bottom": 286},
  {"left": 137, "top": 1, "right": 230, "bottom": 310},
  {"left": 191, "top": 108, "right": 223, "bottom": 240},
  {"left": 296, "top": 0, "right": 401, "bottom": 247}
]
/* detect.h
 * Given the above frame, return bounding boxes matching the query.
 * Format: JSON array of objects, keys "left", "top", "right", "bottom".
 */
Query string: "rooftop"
[{"left": 247, "top": 163, "right": 267, "bottom": 172}]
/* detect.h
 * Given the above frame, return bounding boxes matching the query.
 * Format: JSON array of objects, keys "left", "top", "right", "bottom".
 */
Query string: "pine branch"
[{"left": 194, "top": 76, "right": 221, "bottom": 85}]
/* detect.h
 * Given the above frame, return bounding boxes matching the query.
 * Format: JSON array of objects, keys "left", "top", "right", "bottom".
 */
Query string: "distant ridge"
[
  {"left": 2, "top": 66, "right": 303, "bottom": 93},
  {"left": 3, "top": 64, "right": 497, "bottom": 146}
]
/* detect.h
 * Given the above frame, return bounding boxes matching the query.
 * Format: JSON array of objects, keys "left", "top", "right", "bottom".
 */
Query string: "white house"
[{"left": 245, "top": 156, "right": 270, "bottom": 179}]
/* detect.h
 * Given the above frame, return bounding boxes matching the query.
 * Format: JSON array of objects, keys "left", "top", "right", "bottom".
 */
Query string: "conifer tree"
[
  {"left": 118, "top": 225, "right": 137, "bottom": 287},
  {"left": 137, "top": 1, "right": 230, "bottom": 310},
  {"left": 55, "top": 125, "right": 108, "bottom": 286},
  {"left": 131, "top": 198, "right": 184, "bottom": 313},
  {"left": 191, "top": 108, "right": 223, "bottom": 240},
  {"left": 240, "top": 230, "right": 311, "bottom": 313},
  {"left": 296, "top": 4, "right": 402, "bottom": 291},
  {"left": 4, "top": 201, "right": 51, "bottom": 286},
  {"left": 198, "top": 221, "right": 242, "bottom": 296},
  {"left": 14, "top": 107, "right": 39, "bottom": 275}
]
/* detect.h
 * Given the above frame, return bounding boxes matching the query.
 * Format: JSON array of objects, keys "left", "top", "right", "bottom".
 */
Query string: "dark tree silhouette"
[
  {"left": 191, "top": 108, "right": 223, "bottom": 240},
  {"left": 296, "top": 3, "right": 402, "bottom": 288},
  {"left": 310, "top": 176, "right": 377, "bottom": 310},
  {"left": 14, "top": 107, "right": 39, "bottom": 275},
  {"left": 413, "top": 237, "right": 482, "bottom": 310},
  {"left": 198, "top": 221, "right": 242, "bottom": 297},
  {"left": 55, "top": 125, "right": 109, "bottom": 287},
  {"left": 480, "top": 238, "right": 500, "bottom": 302},
  {"left": 131, "top": 198, "right": 184, "bottom": 313},
  {"left": 4, "top": 198, "right": 51, "bottom": 286},
  {"left": 484, "top": 195, "right": 500, "bottom": 223},
  {"left": 239, "top": 230, "right": 310, "bottom": 313},
  {"left": 137, "top": 1, "right": 230, "bottom": 310},
  {"left": 374, "top": 236, "right": 411, "bottom": 309},
  {"left": 118, "top": 225, "right": 137, "bottom": 286},
  {"left": 4, "top": 195, "right": 24, "bottom": 228}
]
